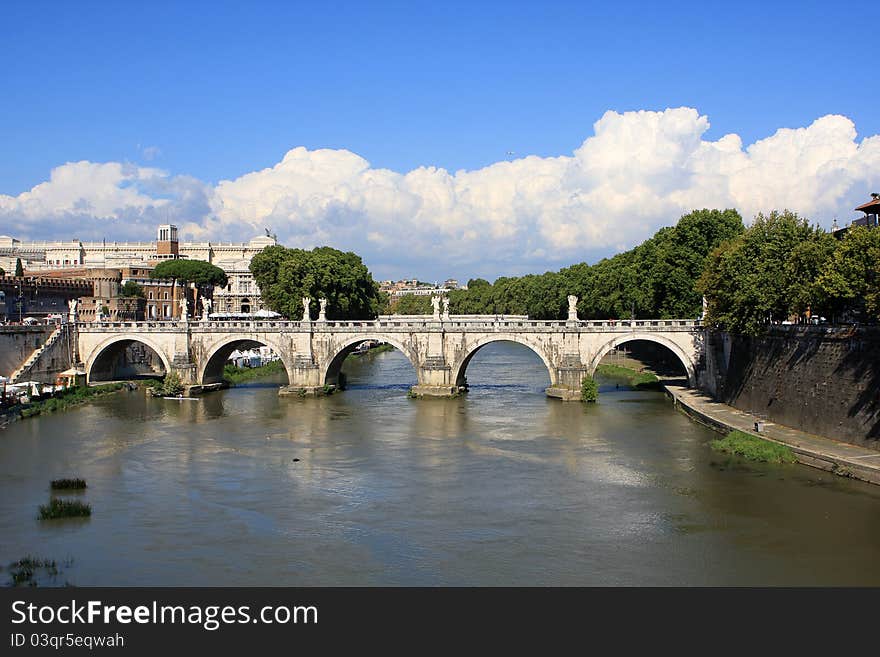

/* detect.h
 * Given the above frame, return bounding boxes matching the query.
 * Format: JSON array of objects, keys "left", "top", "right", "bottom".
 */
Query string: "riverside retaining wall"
[
  {"left": 0, "top": 326, "right": 53, "bottom": 378},
  {"left": 703, "top": 326, "right": 880, "bottom": 450}
]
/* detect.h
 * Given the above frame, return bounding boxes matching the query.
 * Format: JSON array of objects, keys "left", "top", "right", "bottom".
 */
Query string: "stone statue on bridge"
[
  {"left": 201, "top": 296, "right": 212, "bottom": 320},
  {"left": 567, "top": 295, "right": 579, "bottom": 322},
  {"left": 179, "top": 296, "right": 188, "bottom": 321},
  {"left": 318, "top": 298, "right": 328, "bottom": 322},
  {"left": 431, "top": 295, "right": 441, "bottom": 321},
  {"left": 68, "top": 298, "right": 78, "bottom": 323},
  {"left": 302, "top": 297, "right": 311, "bottom": 322},
  {"left": 442, "top": 297, "right": 450, "bottom": 321}
]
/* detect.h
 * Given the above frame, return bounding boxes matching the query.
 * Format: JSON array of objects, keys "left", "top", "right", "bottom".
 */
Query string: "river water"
[{"left": 2, "top": 342, "right": 880, "bottom": 586}]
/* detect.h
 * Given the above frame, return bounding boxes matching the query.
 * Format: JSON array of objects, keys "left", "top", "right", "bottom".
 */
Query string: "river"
[{"left": 2, "top": 342, "right": 879, "bottom": 586}]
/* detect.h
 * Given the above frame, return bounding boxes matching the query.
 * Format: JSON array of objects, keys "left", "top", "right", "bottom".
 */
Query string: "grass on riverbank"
[
  {"left": 19, "top": 383, "right": 127, "bottom": 419},
  {"left": 223, "top": 360, "right": 286, "bottom": 385},
  {"left": 595, "top": 363, "right": 661, "bottom": 389},
  {"left": 710, "top": 430, "right": 798, "bottom": 464},
  {"left": 50, "top": 478, "right": 87, "bottom": 490},
  {"left": 38, "top": 499, "right": 91, "bottom": 520}
]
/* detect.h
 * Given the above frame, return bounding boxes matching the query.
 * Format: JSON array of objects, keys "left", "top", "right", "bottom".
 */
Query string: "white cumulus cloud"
[{"left": 1, "top": 108, "right": 878, "bottom": 278}]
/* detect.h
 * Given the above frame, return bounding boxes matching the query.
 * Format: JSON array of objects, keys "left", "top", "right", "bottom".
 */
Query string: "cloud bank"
[{"left": 2, "top": 108, "right": 878, "bottom": 278}]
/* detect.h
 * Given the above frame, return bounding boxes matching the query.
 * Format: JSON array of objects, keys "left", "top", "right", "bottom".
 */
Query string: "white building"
[{"left": 0, "top": 227, "right": 277, "bottom": 315}]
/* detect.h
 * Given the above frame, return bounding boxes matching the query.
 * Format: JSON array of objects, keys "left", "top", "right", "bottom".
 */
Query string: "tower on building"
[{"left": 157, "top": 224, "right": 179, "bottom": 258}]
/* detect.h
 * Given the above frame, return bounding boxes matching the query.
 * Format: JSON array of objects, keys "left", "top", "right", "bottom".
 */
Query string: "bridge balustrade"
[{"left": 76, "top": 318, "right": 702, "bottom": 332}]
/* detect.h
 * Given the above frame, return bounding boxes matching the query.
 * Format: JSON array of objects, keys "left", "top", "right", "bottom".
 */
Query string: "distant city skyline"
[{"left": 1, "top": 1, "right": 877, "bottom": 281}]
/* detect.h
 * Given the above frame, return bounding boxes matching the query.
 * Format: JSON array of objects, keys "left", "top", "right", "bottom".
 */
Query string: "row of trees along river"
[{"left": 248, "top": 208, "right": 880, "bottom": 333}]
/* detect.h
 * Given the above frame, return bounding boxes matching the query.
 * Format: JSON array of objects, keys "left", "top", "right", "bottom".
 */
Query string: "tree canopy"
[
  {"left": 391, "top": 293, "right": 433, "bottom": 315},
  {"left": 152, "top": 259, "right": 228, "bottom": 288},
  {"left": 15, "top": 258, "right": 23, "bottom": 277},
  {"left": 446, "top": 208, "right": 744, "bottom": 320},
  {"left": 697, "top": 211, "right": 879, "bottom": 333},
  {"left": 119, "top": 281, "right": 145, "bottom": 298},
  {"left": 250, "top": 245, "right": 384, "bottom": 320}
]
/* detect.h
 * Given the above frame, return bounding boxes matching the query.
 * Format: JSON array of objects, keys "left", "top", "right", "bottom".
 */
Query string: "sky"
[{"left": 1, "top": 1, "right": 877, "bottom": 282}]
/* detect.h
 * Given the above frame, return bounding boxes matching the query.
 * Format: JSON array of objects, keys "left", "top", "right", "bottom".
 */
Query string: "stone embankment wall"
[
  {"left": 0, "top": 325, "right": 76, "bottom": 383},
  {"left": 703, "top": 326, "right": 880, "bottom": 450},
  {"left": 0, "top": 326, "right": 53, "bottom": 378}
]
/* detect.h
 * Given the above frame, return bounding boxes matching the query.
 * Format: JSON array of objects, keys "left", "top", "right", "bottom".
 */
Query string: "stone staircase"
[{"left": 9, "top": 324, "right": 67, "bottom": 384}]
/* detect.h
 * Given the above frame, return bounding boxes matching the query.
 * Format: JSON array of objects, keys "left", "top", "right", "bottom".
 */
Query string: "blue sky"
[{"left": 1, "top": 1, "right": 877, "bottom": 280}]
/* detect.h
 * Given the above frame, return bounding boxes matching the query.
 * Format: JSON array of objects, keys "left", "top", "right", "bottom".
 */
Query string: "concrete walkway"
[{"left": 664, "top": 385, "right": 880, "bottom": 486}]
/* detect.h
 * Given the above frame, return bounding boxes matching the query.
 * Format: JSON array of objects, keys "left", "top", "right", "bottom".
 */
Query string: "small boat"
[{"left": 163, "top": 396, "right": 199, "bottom": 400}]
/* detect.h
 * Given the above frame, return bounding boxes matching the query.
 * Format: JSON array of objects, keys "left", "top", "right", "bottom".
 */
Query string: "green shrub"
[
  {"left": 581, "top": 376, "right": 599, "bottom": 402},
  {"left": 155, "top": 372, "right": 184, "bottom": 396},
  {"left": 710, "top": 430, "right": 797, "bottom": 464},
  {"left": 39, "top": 499, "right": 91, "bottom": 519}
]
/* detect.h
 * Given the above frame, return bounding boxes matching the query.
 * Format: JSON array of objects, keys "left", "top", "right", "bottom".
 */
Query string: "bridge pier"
[{"left": 278, "top": 355, "right": 325, "bottom": 396}]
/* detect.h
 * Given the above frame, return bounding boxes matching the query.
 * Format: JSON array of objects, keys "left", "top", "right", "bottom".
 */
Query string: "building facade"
[{"left": 0, "top": 226, "right": 277, "bottom": 318}]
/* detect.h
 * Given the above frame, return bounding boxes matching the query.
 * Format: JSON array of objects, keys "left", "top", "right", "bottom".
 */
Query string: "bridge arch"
[
  {"left": 451, "top": 334, "right": 556, "bottom": 389},
  {"left": 199, "top": 335, "right": 293, "bottom": 385},
  {"left": 589, "top": 333, "right": 696, "bottom": 387},
  {"left": 322, "top": 334, "right": 419, "bottom": 387},
  {"left": 85, "top": 334, "right": 172, "bottom": 383}
]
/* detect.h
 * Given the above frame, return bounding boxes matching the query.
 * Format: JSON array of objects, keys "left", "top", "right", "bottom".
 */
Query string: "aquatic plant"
[
  {"left": 50, "top": 478, "right": 87, "bottom": 490},
  {"left": 38, "top": 499, "right": 91, "bottom": 520}
]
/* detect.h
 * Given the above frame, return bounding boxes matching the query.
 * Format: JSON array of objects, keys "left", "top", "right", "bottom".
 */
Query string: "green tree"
[
  {"left": 250, "top": 246, "right": 383, "bottom": 320},
  {"left": 119, "top": 281, "right": 145, "bottom": 298},
  {"left": 392, "top": 293, "right": 433, "bottom": 315},
  {"left": 814, "top": 226, "right": 880, "bottom": 321},
  {"left": 152, "top": 259, "right": 228, "bottom": 315},
  {"left": 15, "top": 258, "right": 23, "bottom": 277},
  {"left": 152, "top": 259, "right": 228, "bottom": 288},
  {"left": 0, "top": 266, "right": 5, "bottom": 276},
  {"left": 698, "top": 210, "right": 820, "bottom": 334}
]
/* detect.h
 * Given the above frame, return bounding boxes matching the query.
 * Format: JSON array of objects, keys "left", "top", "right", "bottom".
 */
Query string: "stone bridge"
[{"left": 75, "top": 314, "right": 705, "bottom": 400}]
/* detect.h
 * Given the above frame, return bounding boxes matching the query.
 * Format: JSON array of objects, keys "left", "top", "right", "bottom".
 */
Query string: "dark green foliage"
[
  {"left": 39, "top": 499, "right": 91, "bottom": 519},
  {"left": 391, "top": 294, "right": 432, "bottom": 314},
  {"left": 51, "top": 478, "right": 87, "bottom": 490},
  {"left": 814, "top": 226, "right": 880, "bottom": 321},
  {"left": 710, "top": 430, "right": 797, "bottom": 463},
  {"left": 20, "top": 384, "right": 126, "bottom": 418},
  {"left": 152, "top": 259, "right": 228, "bottom": 288},
  {"left": 155, "top": 372, "right": 184, "bottom": 396},
  {"left": 119, "top": 281, "right": 145, "bottom": 298},
  {"left": 15, "top": 257, "right": 23, "bottom": 277},
  {"left": 448, "top": 209, "right": 743, "bottom": 319},
  {"left": 250, "top": 245, "right": 384, "bottom": 320},
  {"left": 581, "top": 376, "right": 599, "bottom": 402},
  {"left": 696, "top": 210, "right": 873, "bottom": 333},
  {"left": 0, "top": 266, "right": 5, "bottom": 276}
]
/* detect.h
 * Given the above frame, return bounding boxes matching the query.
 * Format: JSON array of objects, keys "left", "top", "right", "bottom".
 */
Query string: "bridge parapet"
[{"left": 77, "top": 318, "right": 702, "bottom": 333}]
